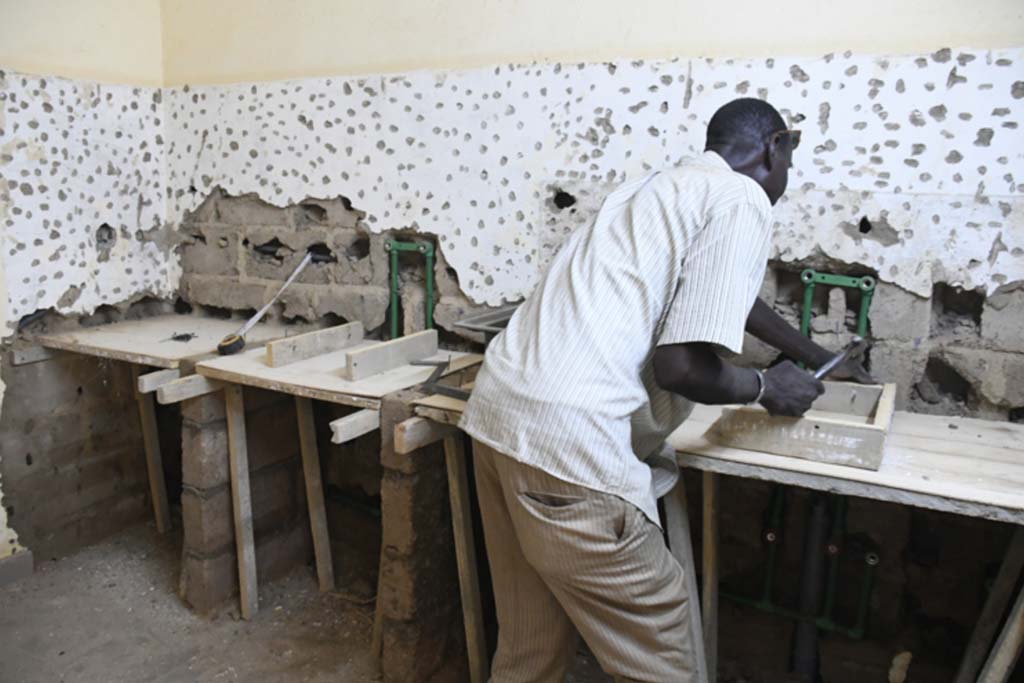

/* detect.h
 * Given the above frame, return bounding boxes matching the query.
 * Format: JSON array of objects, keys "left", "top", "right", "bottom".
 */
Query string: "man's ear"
[{"left": 763, "top": 140, "right": 776, "bottom": 171}]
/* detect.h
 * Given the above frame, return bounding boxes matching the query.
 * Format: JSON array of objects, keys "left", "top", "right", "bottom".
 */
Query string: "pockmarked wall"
[{"left": 159, "top": 0, "right": 1024, "bottom": 84}]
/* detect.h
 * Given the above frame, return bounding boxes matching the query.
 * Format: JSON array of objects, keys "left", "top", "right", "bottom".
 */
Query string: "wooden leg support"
[
  {"left": 977, "top": 527, "right": 1024, "bottom": 682},
  {"left": 224, "top": 385, "right": 258, "bottom": 619},
  {"left": 130, "top": 365, "right": 171, "bottom": 534},
  {"left": 295, "top": 396, "right": 336, "bottom": 593},
  {"left": 446, "top": 436, "right": 489, "bottom": 683},
  {"left": 702, "top": 472, "right": 720, "bottom": 683},
  {"left": 664, "top": 478, "right": 710, "bottom": 683},
  {"left": 956, "top": 527, "right": 1024, "bottom": 682}
]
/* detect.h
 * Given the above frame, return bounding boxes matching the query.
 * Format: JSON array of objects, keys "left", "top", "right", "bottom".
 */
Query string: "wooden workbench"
[
  {"left": 193, "top": 344, "right": 481, "bottom": 618},
  {"left": 34, "top": 314, "right": 300, "bottom": 534},
  {"left": 671, "top": 404, "right": 1024, "bottom": 683},
  {"left": 412, "top": 395, "right": 1024, "bottom": 683}
]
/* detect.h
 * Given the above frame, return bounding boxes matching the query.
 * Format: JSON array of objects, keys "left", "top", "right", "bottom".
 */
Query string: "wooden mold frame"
[{"left": 705, "top": 381, "right": 897, "bottom": 470}]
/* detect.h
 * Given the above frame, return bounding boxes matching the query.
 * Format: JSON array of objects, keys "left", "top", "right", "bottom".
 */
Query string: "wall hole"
[
  {"left": 346, "top": 235, "right": 371, "bottom": 260},
  {"left": 858, "top": 216, "right": 872, "bottom": 234},
  {"left": 96, "top": 223, "right": 116, "bottom": 252},
  {"left": 253, "top": 237, "right": 291, "bottom": 262},
  {"left": 300, "top": 202, "right": 328, "bottom": 224},
  {"left": 930, "top": 283, "right": 984, "bottom": 338},
  {"left": 1010, "top": 407, "right": 1024, "bottom": 423},
  {"left": 912, "top": 356, "right": 972, "bottom": 413},
  {"left": 307, "top": 242, "right": 337, "bottom": 263},
  {"left": 552, "top": 189, "right": 577, "bottom": 210}
]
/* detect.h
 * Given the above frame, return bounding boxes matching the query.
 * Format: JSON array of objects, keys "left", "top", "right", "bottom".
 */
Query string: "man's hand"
[
  {"left": 759, "top": 360, "right": 825, "bottom": 416},
  {"left": 825, "top": 357, "right": 875, "bottom": 384}
]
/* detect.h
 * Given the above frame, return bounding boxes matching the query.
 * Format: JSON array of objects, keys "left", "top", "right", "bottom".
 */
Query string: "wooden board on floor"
[
  {"left": 197, "top": 343, "right": 481, "bottom": 408},
  {"left": 36, "top": 315, "right": 300, "bottom": 368},
  {"left": 671, "top": 404, "right": 1024, "bottom": 524}
]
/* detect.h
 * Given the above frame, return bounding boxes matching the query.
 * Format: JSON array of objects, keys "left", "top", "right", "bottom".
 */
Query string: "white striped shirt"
[{"left": 460, "top": 151, "right": 772, "bottom": 525}]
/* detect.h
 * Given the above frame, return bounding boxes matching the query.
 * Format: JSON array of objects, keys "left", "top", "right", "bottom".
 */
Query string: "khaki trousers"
[{"left": 473, "top": 440, "right": 698, "bottom": 683}]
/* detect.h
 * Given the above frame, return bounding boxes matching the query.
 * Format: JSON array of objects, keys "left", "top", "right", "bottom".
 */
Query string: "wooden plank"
[
  {"left": 394, "top": 417, "right": 457, "bottom": 455},
  {"left": 266, "top": 322, "right": 364, "bottom": 367},
  {"left": 414, "top": 406, "right": 462, "bottom": 426},
  {"left": 136, "top": 368, "right": 181, "bottom": 394},
  {"left": 664, "top": 478, "right": 709, "bottom": 683},
  {"left": 978, "top": 581, "right": 1024, "bottom": 682},
  {"left": 131, "top": 365, "right": 171, "bottom": 535},
  {"left": 295, "top": 396, "right": 336, "bottom": 593},
  {"left": 329, "top": 409, "right": 380, "bottom": 444},
  {"left": 671, "top": 405, "right": 1024, "bottom": 521},
  {"left": 35, "top": 314, "right": 300, "bottom": 368},
  {"left": 197, "top": 343, "right": 479, "bottom": 406},
  {"left": 10, "top": 346, "right": 59, "bottom": 366},
  {"left": 156, "top": 374, "right": 226, "bottom": 404},
  {"left": 956, "top": 528, "right": 1024, "bottom": 682},
  {"left": 224, "top": 385, "right": 258, "bottom": 619},
  {"left": 447, "top": 436, "right": 489, "bottom": 683},
  {"left": 413, "top": 393, "right": 469, "bottom": 415},
  {"left": 343, "top": 330, "right": 438, "bottom": 381},
  {"left": 702, "top": 471, "right": 720, "bottom": 683}
]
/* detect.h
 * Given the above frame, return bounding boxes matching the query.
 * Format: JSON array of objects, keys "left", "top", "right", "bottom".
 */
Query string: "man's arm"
[
  {"left": 653, "top": 342, "right": 825, "bottom": 416},
  {"left": 746, "top": 297, "right": 873, "bottom": 383}
]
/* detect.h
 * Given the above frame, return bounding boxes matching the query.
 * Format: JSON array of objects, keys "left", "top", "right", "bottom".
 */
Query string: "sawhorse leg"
[
  {"left": 447, "top": 436, "right": 489, "bottom": 683},
  {"left": 702, "top": 472, "right": 720, "bottom": 682},
  {"left": 130, "top": 365, "right": 171, "bottom": 534},
  {"left": 295, "top": 396, "right": 336, "bottom": 593},
  {"left": 974, "top": 527, "right": 1024, "bottom": 682},
  {"left": 224, "top": 385, "right": 258, "bottom": 619},
  {"left": 665, "top": 476, "right": 710, "bottom": 683}
]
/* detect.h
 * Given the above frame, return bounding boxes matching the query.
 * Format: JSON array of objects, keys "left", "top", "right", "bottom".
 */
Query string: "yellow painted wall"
[
  {"left": 0, "top": 0, "right": 164, "bottom": 85},
  {"left": 161, "top": 0, "right": 1024, "bottom": 85}
]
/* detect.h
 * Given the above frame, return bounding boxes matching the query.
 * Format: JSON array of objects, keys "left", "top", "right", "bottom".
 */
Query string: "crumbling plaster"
[{"left": 2, "top": 46, "right": 1022, "bottom": 327}]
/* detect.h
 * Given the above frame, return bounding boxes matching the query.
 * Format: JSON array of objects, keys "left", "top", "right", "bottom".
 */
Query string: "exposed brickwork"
[{"left": 178, "top": 388, "right": 312, "bottom": 614}]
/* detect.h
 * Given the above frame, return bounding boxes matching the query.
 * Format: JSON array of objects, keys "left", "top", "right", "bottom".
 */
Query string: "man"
[{"left": 460, "top": 98, "right": 871, "bottom": 681}]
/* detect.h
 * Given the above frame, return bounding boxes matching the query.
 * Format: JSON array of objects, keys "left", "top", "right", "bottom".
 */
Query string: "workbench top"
[
  {"left": 36, "top": 314, "right": 300, "bottom": 368},
  {"left": 413, "top": 395, "right": 1024, "bottom": 524},
  {"left": 197, "top": 344, "right": 481, "bottom": 409},
  {"left": 670, "top": 404, "right": 1024, "bottom": 524}
]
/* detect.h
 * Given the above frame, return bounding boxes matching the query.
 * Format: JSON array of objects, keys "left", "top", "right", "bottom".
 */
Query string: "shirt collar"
[{"left": 700, "top": 149, "right": 732, "bottom": 170}]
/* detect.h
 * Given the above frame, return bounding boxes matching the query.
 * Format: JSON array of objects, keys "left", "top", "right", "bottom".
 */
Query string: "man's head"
[{"left": 704, "top": 98, "right": 799, "bottom": 205}]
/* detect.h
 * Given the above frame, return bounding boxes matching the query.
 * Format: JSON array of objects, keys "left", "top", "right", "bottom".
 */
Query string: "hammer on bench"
[{"left": 217, "top": 246, "right": 333, "bottom": 355}]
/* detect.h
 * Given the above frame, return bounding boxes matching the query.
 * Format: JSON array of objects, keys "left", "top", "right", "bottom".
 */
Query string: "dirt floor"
[{"left": 0, "top": 524, "right": 609, "bottom": 683}]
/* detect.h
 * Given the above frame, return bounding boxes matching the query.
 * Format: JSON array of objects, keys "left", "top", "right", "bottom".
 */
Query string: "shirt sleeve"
[{"left": 657, "top": 200, "right": 771, "bottom": 354}]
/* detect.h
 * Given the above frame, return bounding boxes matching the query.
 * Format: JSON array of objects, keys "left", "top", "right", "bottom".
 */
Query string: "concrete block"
[
  {"left": 941, "top": 346, "right": 1024, "bottom": 406},
  {"left": 215, "top": 192, "right": 293, "bottom": 227},
  {"left": 870, "top": 282, "right": 931, "bottom": 343},
  {"left": 180, "top": 548, "right": 237, "bottom": 614},
  {"left": 401, "top": 287, "right": 428, "bottom": 335},
  {"left": 180, "top": 510, "right": 312, "bottom": 615},
  {"left": 181, "top": 461, "right": 301, "bottom": 556},
  {"left": 380, "top": 467, "right": 449, "bottom": 558},
  {"left": 295, "top": 197, "right": 362, "bottom": 229},
  {"left": 316, "top": 286, "right": 390, "bottom": 331},
  {"left": 868, "top": 340, "right": 929, "bottom": 409},
  {"left": 241, "top": 225, "right": 333, "bottom": 285},
  {"left": 381, "top": 610, "right": 464, "bottom": 683},
  {"left": 180, "top": 274, "right": 270, "bottom": 311},
  {"left": 179, "top": 224, "right": 240, "bottom": 277},
  {"left": 181, "top": 393, "right": 226, "bottom": 425},
  {"left": 981, "top": 282, "right": 1024, "bottom": 353},
  {"left": 379, "top": 390, "right": 442, "bottom": 475},
  {"left": 181, "top": 419, "right": 230, "bottom": 489}
]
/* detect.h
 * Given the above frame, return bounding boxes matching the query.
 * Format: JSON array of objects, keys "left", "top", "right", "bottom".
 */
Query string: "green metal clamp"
[
  {"left": 385, "top": 239, "right": 435, "bottom": 339},
  {"left": 799, "top": 268, "right": 876, "bottom": 339}
]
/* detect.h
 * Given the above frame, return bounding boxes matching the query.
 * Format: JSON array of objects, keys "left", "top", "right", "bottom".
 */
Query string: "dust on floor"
[{"left": 0, "top": 524, "right": 611, "bottom": 683}]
